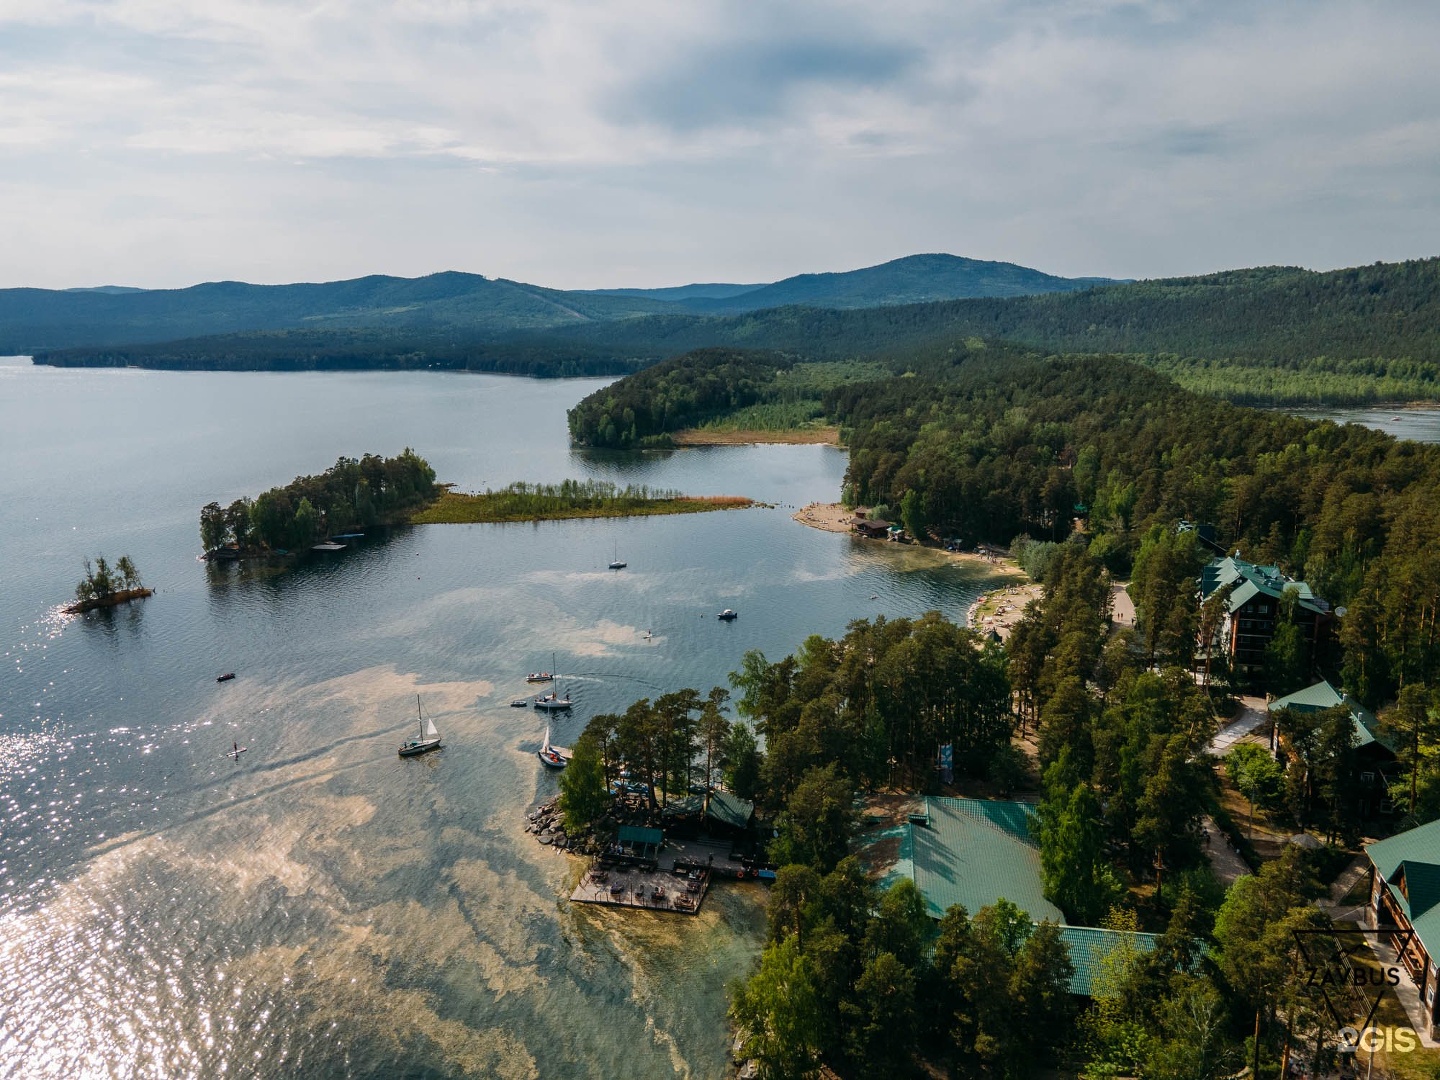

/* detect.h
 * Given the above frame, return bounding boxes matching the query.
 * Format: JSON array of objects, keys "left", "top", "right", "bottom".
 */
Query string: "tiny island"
[{"left": 66, "top": 555, "right": 151, "bottom": 613}]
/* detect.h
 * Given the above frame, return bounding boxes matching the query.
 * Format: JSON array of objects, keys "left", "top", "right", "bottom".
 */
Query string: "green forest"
[
  {"left": 555, "top": 607, "right": 1345, "bottom": 1077},
  {"left": 200, "top": 449, "right": 438, "bottom": 554},
  {"left": 556, "top": 329, "right": 1440, "bottom": 1073},
  {"left": 38, "top": 256, "right": 1440, "bottom": 406}
]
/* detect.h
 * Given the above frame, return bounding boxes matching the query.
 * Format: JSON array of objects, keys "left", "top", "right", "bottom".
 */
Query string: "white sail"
[
  {"left": 424, "top": 717, "right": 439, "bottom": 739},
  {"left": 542, "top": 725, "right": 552, "bottom": 752}
]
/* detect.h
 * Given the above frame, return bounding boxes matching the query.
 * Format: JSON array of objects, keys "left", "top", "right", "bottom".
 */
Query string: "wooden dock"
[{"left": 569, "top": 836, "right": 741, "bottom": 915}]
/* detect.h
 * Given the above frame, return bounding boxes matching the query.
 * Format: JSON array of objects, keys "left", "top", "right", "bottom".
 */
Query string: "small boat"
[
  {"left": 538, "top": 726, "right": 568, "bottom": 769},
  {"left": 510, "top": 697, "right": 530, "bottom": 707},
  {"left": 717, "top": 609, "right": 738, "bottom": 621},
  {"left": 399, "top": 695, "right": 443, "bottom": 757},
  {"left": 311, "top": 541, "right": 345, "bottom": 552},
  {"left": 534, "top": 689, "right": 573, "bottom": 711},
  {"left": 526, "top": 672, "right": 554, "bottom": 683},
  {"left": 608, "top": 541, "right": 626, "bottom": 570},
  {"left": 217, "top": 672, "right": 236, "bottom": 683},
  {"left": 227, "top": 741, "right": 247, "bottom": 760}
]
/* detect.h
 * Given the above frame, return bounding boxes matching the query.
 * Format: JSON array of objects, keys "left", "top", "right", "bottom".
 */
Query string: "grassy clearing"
[{"left": 411, "top": 481, "right": 753, "bottom": 524}]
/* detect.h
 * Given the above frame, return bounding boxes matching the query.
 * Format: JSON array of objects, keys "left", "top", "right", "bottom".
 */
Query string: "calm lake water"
[
  {"left": 0, "top": 357, "right": 1013, "bottom": 1079},
  {"left": 1290, "top": 404, "right": 1440, "bottom": 443}
]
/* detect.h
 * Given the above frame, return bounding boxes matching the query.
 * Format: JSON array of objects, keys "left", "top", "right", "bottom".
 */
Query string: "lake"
[
  {"left": 1289, "top": 403, "right": 1440, "bottom": 443},
  {"left": 0, "top": 357, "right": 1013, "bottom": 1079}
]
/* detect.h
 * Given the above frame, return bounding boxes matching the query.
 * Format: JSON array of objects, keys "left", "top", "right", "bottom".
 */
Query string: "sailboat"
[
  {"left": 532, "top": 653, "right": 572, "bottom": 710},
  {"left": 608, "top": 540, "right": 626, "bottom": 570},
  {"left": 533, "top": 688, "right": 573, "bottom": 711},
  {"left": 538, "top": 725, "right": 568, "bottom": 769},
  {"left": 399, "top": 695, "right": 443, "bottom": 757}
]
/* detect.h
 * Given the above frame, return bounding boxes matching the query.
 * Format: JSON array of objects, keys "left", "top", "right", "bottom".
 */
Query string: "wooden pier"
[{"left": 569, "top": 836, "right": 740, "bottom": 915}]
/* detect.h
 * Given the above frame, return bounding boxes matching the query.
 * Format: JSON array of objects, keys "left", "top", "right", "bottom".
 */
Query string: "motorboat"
[{"left": 717, "top": 609, "right": 738, "bottom": 621}]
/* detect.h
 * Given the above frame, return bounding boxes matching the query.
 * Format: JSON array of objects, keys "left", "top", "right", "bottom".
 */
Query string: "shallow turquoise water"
[{"left": 0, "top": 357, "right": 1011, "bottom": 1079}]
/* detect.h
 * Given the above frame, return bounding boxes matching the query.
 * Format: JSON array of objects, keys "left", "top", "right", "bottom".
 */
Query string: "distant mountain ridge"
[
  {"left": 670, "top": 253, "right": 1119, "bottom": 313},
  {"left": 2, "top": 254, "right": 1112, "bottom": 353}
]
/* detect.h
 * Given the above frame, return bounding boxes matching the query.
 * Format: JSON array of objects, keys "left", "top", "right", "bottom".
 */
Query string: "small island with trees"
[
  {"left": 202, "top": 453, "right": 754, "bottom": 556},
  {"left": 200, "top": 449, "right": 439, "bottom": 557},
  {"left": 66, "top": 555, "right": 150, "bottom": 613}
]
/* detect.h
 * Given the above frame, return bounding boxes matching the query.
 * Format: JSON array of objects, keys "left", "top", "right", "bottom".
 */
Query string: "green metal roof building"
[
  {"left": 1366, "top": 818, "right": 1440, "bottom": 1038},
  {"left": 1269, "top": 679, "right": 1395, "bottom": 753},
  {"left": 1199, "top": 555, "right": 1332, "bottom": 682},
  {"left": 898, "top": 797, "right": 1161, "bottom": 996}
]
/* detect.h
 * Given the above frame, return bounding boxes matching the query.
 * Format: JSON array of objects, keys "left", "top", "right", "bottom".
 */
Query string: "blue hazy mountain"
[{"left": 1, "top": 254, "right": 1113, "bottom": 352}]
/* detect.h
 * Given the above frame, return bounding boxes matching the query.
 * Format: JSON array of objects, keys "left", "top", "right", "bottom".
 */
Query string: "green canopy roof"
[
  {"left": 1058, "top": 926, "right": 1163, "bottom": 998},
  {"left": 900, "top": 797, "right": 1062, "bottom": 924},
  {"left": 661, "top": 790, "right": 755, "bottom": 830},
  {"left": 617, "top": 825, "right": 663, "bottom": 848}
]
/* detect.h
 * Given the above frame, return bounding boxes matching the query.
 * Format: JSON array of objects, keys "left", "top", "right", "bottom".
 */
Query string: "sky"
[{"left": 2, "top": 0, "right": 1439, "bottom": 290}]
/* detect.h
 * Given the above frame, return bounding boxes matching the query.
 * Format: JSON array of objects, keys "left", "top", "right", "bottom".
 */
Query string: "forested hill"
[
  {"left": 594, "top": 253, "right": 1117, "bottom": 313},
  {"left": 546, "top": 257, "right": 1440, "bottom": 364},
  {"left": 2, "top": 272, "right": 671, "bottom": 352},
  {"left": 30, "top": 257, "right": 1440, "bottom": 396},
  {"left": 9, "top": 253, "right": 1103, "bottom": 354}
]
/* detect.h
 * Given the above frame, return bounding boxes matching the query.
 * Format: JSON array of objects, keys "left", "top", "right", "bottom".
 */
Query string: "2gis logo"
[{"left": 1338, "top": 1025, "right": 1420, "bottom": 1053}]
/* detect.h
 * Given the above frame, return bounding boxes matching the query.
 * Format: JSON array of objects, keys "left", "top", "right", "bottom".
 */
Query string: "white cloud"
[{"left": 0, "top": 0, "right": 1436, "bottom": 287}]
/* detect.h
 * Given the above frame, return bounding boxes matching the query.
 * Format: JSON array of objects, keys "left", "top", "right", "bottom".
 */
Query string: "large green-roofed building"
[
  {"left": 897, "top": 797, "right": 1163, "bottom": 996},
  {"left": 900, "top": 797, "right": 1061, "bottom": 923}
]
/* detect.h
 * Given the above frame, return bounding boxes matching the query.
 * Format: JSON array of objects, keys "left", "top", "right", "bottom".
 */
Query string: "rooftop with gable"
[
  {"left": 1368, "top": 817, "right": 1440, "bottom": 962},
  {"left": 1201, "top": 554, "right": 1329, "bottom": 616},
  {"left": 1269, "top": 678, "right": 1395, "bottom": 753}
]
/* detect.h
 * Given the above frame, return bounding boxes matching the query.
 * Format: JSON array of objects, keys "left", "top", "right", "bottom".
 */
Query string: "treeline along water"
[{"left": 0, "top": 357, "right": 1016, "bottom": 1078}]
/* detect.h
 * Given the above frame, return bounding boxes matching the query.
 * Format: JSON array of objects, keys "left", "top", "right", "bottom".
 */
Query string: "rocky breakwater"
[{"left": 525, "top": 799, "right": 604, "bottom": 856}]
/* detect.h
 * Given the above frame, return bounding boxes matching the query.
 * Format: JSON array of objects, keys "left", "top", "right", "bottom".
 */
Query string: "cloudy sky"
[{"left": 2, "top": 0, "right": 1438, "bottom": 289}]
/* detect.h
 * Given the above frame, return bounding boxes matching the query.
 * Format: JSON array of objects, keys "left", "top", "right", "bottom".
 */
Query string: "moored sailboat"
[{"left": 538, "top": 726, "right": 568, "bottom": 769}]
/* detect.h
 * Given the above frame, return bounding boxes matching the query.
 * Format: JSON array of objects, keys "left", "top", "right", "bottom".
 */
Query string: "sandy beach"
[
  {"left": 966, "top": 582, "right": 1044, "bottom": 640},
  {"left": 792, "top": 504, "right": 1033, "bottom": 625},
  {"left": 792, "top": 501, "right": 856, "bottom": 532}
]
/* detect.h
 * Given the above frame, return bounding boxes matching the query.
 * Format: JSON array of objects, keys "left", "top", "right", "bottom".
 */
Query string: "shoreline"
[
  {"left": 966, "top": 581, "right": 1042, "bottom": 641},
  {"left": 671, "top": 427, "right": 840, "bottom": 446},
  {"left": 63, "top": 587, "right": 153, "bottom": 614},
  {"left": 411, "top": 489, "right": 755, "bottom": 524},
  {"left": 789, "top": 504, "right": 1036, "bottom": 613}
]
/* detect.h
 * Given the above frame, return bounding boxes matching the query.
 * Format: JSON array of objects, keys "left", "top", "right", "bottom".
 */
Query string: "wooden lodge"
[
  {"left": 1199, "top": 554, "right": 1332, "bottom": 683},
  {"left": 1367, "top": 818, "right": 1440, "bottom": 1038}
]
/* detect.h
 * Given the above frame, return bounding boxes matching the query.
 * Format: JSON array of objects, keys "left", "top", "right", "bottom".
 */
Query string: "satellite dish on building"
[{"left": 1335, "top": 606, "right": 1348, "bottom": 618}]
